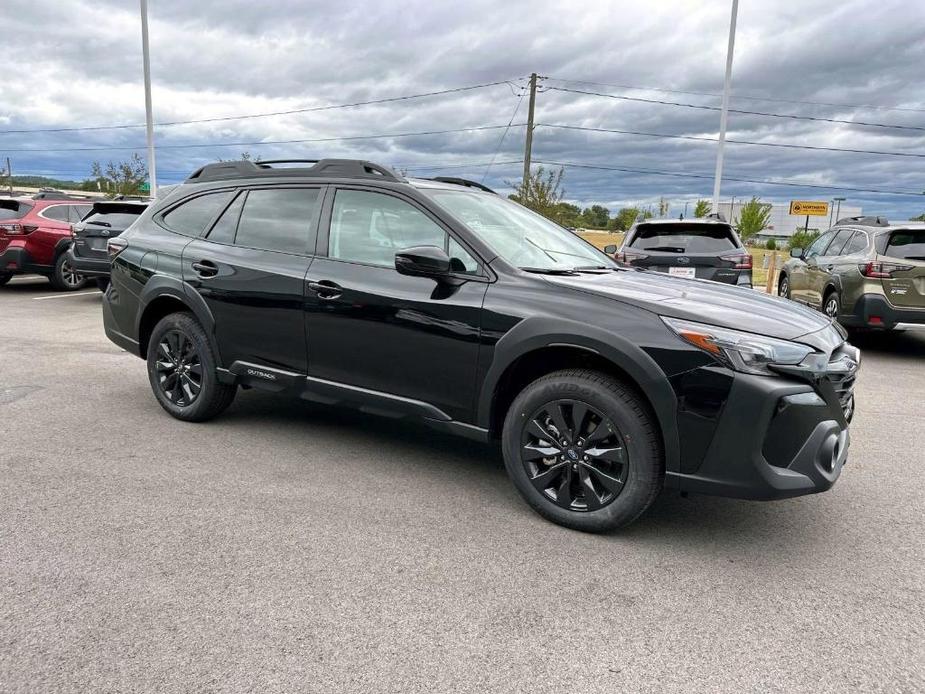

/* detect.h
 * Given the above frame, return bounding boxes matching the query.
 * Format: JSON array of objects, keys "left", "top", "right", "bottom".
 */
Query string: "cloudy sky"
[{"left": 2, "top": 0, "right": 924, "bottom": 219}]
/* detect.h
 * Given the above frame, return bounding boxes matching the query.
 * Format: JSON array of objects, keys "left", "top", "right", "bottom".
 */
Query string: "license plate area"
[
  {"left": 88, "top": 237, "right": 107, "bottom": 250},
  {"left": 668, "top": 267, "right": 696, "bottom": 278}
]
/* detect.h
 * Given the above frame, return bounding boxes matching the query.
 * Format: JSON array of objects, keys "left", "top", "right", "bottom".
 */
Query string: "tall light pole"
[
  {"left": 833, "top": 196, "right": 846, "bottom": 223},
  {"left": 711, "top": 0, "right": 739, "bottom": 210},
  {"left": 140, "top": 0, "right": 157, "bottom": 195}
]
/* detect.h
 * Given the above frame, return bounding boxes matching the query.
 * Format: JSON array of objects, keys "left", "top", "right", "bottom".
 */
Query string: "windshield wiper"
[
  {"left": 520, "top": 266, "right": 579, "bottom": 275},
  {"left": 643, "top": 245, "right": 686, "bottom": 252},
  {"left": 571, "top": 265, "right": 614, "bottom": 271},
  {"left": 85, "top": 220, "right": 112, "bottom": 227}
]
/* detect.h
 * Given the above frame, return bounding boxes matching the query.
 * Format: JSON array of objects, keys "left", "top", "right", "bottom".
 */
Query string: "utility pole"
[
  {"left": 4, "top": 157, "right": 11, "bottom": 196},
  {"left": 711, "top": 0, "right": 739, "bottom": 210},
  {"left": 140, "top": 0, "right": 157, "bottom": 195},
  {"left": 522, "top": 73, "right": 538, "bottom": 189}
]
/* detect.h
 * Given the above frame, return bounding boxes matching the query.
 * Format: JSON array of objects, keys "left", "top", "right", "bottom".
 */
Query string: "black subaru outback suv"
[{"left": 102, "top": 159, "right": 859, "bottom": 532}]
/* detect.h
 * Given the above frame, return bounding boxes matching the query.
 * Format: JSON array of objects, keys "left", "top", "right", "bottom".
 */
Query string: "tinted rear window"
[
  {"left": 82, "top": 211, "right": 143, "bottom": 230},
  {"left": 628, "top": 223, "right": 739, "bottom": 253},
  {"left": 884, "top": 229, "right": 925, "bottom": 261},
  {"left": 0, "top": 201, "right": 32, "bottom": 220}
]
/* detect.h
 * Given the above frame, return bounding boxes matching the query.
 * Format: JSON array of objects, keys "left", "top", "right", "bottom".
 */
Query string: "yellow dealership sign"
[{"left": 789, "top": 200, "right": 829, "bottom": 216}]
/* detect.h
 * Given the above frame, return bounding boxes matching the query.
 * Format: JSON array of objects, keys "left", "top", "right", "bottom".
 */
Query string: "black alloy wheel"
[
  {"left": 154, "top": 329, "right": 203, "bottom": 407},
  {"left": 521, "top": 399, "right": 628, "bottom": 512},
  {"left": 50, "top": 254, "right": 89, "bottom": 291}
]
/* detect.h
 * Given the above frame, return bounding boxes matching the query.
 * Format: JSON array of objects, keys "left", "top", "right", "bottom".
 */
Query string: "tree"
[
  {"left": 735, "top": 196, "right": 771, "bottom": 241},
  {"left": 219, "top": 151, "right": 261, "bottom": 162},
  {"left": 553, "top": 202, "right": 582, "bottom": 227},
  {"left": 789, "top": 229, "right": 819, "bottom": 251},
  {"left": 579, "top": 204, "right": 610, "bottom": 229},
  {"left": 765, "top": 239, "right": 777, "bottom": 250},
  {"left": 694, "top": 199, "right": 711, "bottom": 217},
  {"left": 609, "top": 207, "right": 641, "bottom": 232},
  {"left": 911, "top": 213, "right": 925, "bottom": 222},
  {"left": 507, "top": 166, "right": 566, "bottom": 222},
  {"left": 0, "top": 161, "right": 9, "bottom": 192},
  {"left": 90, "top": 153, "right": 148, "bottom": 196}
]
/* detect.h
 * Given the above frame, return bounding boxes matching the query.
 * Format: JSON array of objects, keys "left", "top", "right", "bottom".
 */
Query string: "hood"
[{"left": 542, "top": 269, "right": 836, "bottom": 344}]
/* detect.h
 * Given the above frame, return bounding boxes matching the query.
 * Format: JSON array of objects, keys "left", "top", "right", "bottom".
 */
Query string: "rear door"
[
  {"left": 182, "top": 186, "right": 323, "bottom": 373},
  {"left": 878, "top": 229, "right": 925, "bottom": 308},
  {"left": 622, "top": 222, "right": 746, "bottom": 283}
]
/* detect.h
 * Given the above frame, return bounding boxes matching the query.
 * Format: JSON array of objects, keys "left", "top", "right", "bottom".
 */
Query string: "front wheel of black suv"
[
  {"left": 502, "top": 369, "right": 664, "bottom": 533},
  {"left": 146, "top": 312, "right": 236, "bottom": 422}
]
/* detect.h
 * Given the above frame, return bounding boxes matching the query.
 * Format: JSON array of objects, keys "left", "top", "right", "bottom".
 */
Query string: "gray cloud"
[{"left": 1, "top": 0, "right": 924, "bottom": 218}]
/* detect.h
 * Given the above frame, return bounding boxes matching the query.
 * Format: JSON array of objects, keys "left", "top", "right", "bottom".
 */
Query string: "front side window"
[
  {"left": 423, "top": 188, "right": 611, "bottom": 271},
  {"left": 162, "top": 191, "right": 233, "bottom": 236},
  {"left": 805, "top": 230, "right": 836, "bottom": 259},
  {"left": 329, "top": 189, "right": 478, "bottom": 271},
  {"left": 234, "top": 188, "right": 319, "bottom": 254}
]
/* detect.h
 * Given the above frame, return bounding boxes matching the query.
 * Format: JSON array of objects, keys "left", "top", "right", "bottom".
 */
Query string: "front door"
[
  {"left": 303, "top": 187, "right": 488, "bottom": 422},
  {"left": 182, "top": 186, "right": 323, "bottom": 373},
  {"left": 791, "top": 229, "right": 836, "bottom": 305}
]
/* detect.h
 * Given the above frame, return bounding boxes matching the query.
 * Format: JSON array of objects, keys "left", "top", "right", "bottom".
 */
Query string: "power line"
[
  {"left": 545, "top": 86, "right": 925, "bottom": 133},
  {"left": 0, "top": 124, "right": 525, "bottom": 153},
  {"left": 481, "top": 92, "right": 527, "bottom": 182},
  {"left": 533, "top": 159, "right": 925, "bottom": 197},
  {"left": 545, "top": 76, "right": 925, "bottom": 115},
  {"left": 0, "top": 80, "right": 522, "bottom": 135},
  {"left": 538, "top": 123, "right": 925, "bottom": 159}
]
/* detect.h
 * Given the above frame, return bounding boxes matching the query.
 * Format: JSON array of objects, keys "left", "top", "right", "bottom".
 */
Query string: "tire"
[
  {"left": 778, "top": 274, "right": 791, "bottom": 299},
  {"left": 49, "top": 254, "right": 89, "bottom": 291},
  {"left": 501, "top": 369, "right": 663, "bottom": 533},
  {"left": 823, "top": 290, "right": 840, "bottom": 319},
  {"left": 96, "top": 277, "right": 110, "bottom": 291},
  {"left": 0, "top": 273, "right": 12, "bottom": 287},
  {"left": 146, "top": 312, "right": 236, "bottom": 422}
]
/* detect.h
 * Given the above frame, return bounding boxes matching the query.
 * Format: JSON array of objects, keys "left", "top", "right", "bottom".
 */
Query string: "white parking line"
[{"left": 32, "top": 291, "right": 101, "bottom": 301}]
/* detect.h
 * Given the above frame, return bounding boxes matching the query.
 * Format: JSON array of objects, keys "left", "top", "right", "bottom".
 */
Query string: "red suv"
[{"left": 0, "top": 195, "right": 95, "bottom": 290}]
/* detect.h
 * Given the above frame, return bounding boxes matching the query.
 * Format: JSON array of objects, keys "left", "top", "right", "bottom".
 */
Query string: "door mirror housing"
[
  {"left": 395, "top": 246, "right": 452, "bottom": 278},
  {"left": 603, "top": 244, "right": 618, "bottom": 255},
  {"left": 790, "top": 248, "right": 804, "bottom": 258}
]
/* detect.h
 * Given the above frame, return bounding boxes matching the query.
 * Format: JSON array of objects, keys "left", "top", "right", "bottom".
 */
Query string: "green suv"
[{"left": 779, "top": 216, "right": 925, "bottom": 331}]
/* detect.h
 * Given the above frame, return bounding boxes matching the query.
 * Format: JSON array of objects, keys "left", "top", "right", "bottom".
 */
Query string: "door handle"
[
  {"left": 191, "top": 260, "right": 218, "bottom": 278},
  {"left": 307, "top": 280, "right": 343, "bottom": 299}
]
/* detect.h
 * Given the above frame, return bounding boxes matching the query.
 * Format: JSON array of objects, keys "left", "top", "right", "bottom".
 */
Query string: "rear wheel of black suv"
[
  {"left": 146, "top": 312, "right": 236, "bottom": 422},
  {"left": 0, "top": 273, "right": 11, "bottom": 287},
  {"left": 502, "top": 369, "right": 663, "bottom": 533}
]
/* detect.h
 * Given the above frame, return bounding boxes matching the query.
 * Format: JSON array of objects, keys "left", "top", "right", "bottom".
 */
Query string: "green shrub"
[{"left": 765, "top": 239, "right": 777, "bottom": 251}]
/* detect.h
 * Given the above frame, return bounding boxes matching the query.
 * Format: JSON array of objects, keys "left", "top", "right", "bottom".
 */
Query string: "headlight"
[{"left": 661, "top": 317, "right": 815, "bottom": 376}]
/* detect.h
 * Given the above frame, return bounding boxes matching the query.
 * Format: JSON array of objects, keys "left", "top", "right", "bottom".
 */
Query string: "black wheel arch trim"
[
  {"left": 477, "top": 317, "right": 681, "bottom": 474},
  {"left": 134, "top": 274, "right": 222, "bottom": 364}
]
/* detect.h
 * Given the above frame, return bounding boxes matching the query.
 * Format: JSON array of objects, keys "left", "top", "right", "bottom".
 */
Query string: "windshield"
[
  {"left": 628, "top": 223, "right": 739, "bottom": 253},
  {"left": 423, "top": 189, "right": 614, "bottom": 271}
]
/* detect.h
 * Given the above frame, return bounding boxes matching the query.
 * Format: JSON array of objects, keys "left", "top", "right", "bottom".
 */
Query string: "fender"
[
  {"left": 53, "top": 237, "right": 73, "bottom": 261},
  {"left": 476, "top": 315, "right": 682, "bottom": 474},
  {"left": 134, "top": 274, "right": 223, "bottom": 365}
]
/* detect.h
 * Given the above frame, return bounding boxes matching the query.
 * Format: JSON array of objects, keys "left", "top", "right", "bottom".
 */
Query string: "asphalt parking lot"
[{"left": 1, "top": 276, "right": 923, "bottom": 693}]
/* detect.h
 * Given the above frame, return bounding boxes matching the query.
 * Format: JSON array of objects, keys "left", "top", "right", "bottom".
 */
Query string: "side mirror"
[
  {"left": 395, "top": 246, "right": 451, "bottom": 278},
  {"left": 603, "top": 244, "right": 618, "bottom": 255},
  {"left": 790, "top": 248, "right": 804, "bottom": 258}
]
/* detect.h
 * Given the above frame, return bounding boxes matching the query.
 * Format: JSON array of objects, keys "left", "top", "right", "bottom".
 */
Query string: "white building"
[{"left": 712, "top": 201, "right": 862, "bottom": 241}]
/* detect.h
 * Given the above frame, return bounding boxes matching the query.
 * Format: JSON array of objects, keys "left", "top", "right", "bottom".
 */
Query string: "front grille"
[{"left": 825, "top": 345, "right": 860, "bottom": 421}]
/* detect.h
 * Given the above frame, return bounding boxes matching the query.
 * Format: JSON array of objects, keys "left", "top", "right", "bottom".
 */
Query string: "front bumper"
[
  {"left": 67, "top": 245, "right": 110, "bottom": 278},
  {"left": 841, "top": 293, "right": 925, "bottom": 330},
  {"left": 666, "top": 370, "right": 852, "bottom": 500}
]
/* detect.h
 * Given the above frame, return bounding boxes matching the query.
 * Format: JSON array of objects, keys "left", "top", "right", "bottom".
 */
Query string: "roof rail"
[
  {"left": 186, "top": 158, "right": 405, "bottom": 184},
  {"left": 704, "top": 212, "right": 728, "bottom": 223},
  {"left": 31, "top": 190, "right": 95, "bottom": 201},
  {"left": 836, "top": 215, "right": 889, "bottom": 227},
  {"left": 430, "top": 177, "right": 496, "bottom": 194}
]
